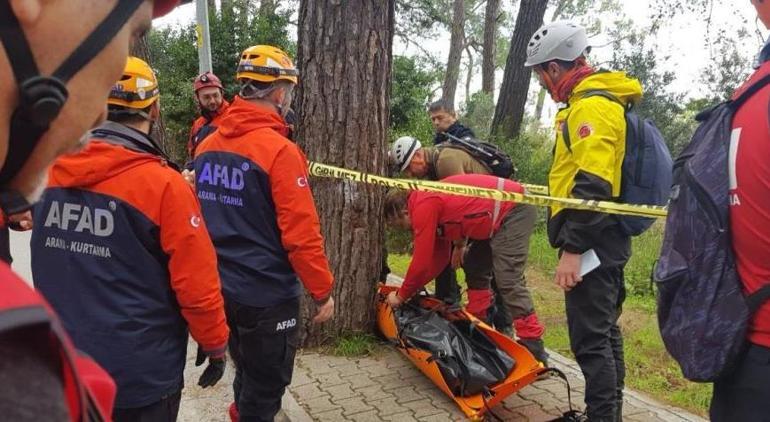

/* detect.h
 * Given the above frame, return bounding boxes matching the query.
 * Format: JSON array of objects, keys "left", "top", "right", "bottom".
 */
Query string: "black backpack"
[
  {"left": 654, "top": 74, "right": 770, "bottom": 382},
  {"left": 439, "top": 132, "right": 515, "bottom": 179}
]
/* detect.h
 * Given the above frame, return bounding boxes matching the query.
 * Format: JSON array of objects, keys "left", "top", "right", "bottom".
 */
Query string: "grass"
[
  {"left": 328, "top": 332, "right": 381, "bottom": 357},
  {"left": 387, "top": 221, "right": 713, "bottom": 416}
]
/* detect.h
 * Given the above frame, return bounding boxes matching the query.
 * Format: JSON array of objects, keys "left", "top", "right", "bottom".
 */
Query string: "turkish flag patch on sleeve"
[{"left": 578, "top": 123, "right": 593, "bottom": 139}]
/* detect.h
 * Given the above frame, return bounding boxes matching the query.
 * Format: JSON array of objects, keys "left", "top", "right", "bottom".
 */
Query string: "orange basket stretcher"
[{"left": 376, "top": 284, "right": 549, "bottom": 421}]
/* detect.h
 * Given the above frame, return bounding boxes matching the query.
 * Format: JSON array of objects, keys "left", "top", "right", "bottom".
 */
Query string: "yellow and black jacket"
[{"left": 548, "top": 71, "right": 643, "bottom": 264}]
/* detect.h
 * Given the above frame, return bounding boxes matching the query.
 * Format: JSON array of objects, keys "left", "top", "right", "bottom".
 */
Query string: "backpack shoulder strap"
[
  {"left": 561, "top": 90, "right": 627, "bottom": 153},
  {"left": 730, "top": 73, "right": 770, "bottom": 111},
  {"left": 747, "top": 284, "right": 770, "bottom": 314}
]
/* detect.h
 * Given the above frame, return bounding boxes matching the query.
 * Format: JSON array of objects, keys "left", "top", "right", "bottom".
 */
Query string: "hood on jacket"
[
  {"left": 217, "top": 96, "right": 289, "bottom": 139},
  {"left": 49, "top": 124, "right": 167, "bottom": 189},
  {"left": 570, "top": 71, "right": 643, "bottom": 107}
]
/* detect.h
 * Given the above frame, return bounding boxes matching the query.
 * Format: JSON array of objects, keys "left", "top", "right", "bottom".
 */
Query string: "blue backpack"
[
  {"left": 562, "top": 90, "right": 673, "bottom": 236},
  {"left": 654, "top": 74, "right": 770, "bottom": 382}
]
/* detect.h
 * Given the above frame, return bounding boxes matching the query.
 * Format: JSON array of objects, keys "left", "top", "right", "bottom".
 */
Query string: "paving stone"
[
  {"left": 417, "top": 412, "right": 457, "bottom": 421},
  {"left": 623, "top": 403, "right": 649, "bottom": 416},
  {"left": 516, "top": 403, "right": 564, "bottom": 420},
  {"left": 502, "top": 393, "right": 535, "bottom": 409},
  {"left": 402, "top": 400, "right": 446, "bottom": 418},
  {"left": 392, "top": 386, "right": 425, "bottom": 404},
  {"left": 345, "top": 373, "right": 380, "bottom": 390},
  {"left": 314, "top": 371, "right": 348, "bottom": 387},
  {"left": 626, "top": 412, "right": 668, "bottom": 422},
  {"left": 518, "top": 385, "right": 553, "bottom": 400},
  {"left": 381, "top": 411, "right": 420, "bottom": 422},
  {"left": 301, "top": 396, "right": 340, "bottom": 414},
  {"left": 290, "top": 382, "right": 329, "bottom": 401},
  {"left": 345, "top": 409, "right": 381, "bottom": 421},
  {"left": 326, "top": 383, "right": 357, "bottom": 402},
  {"left": 335, "top": 363, "right": 363, "bottom": 377},
  {"left": 368, "top": 396, "right": 410, "bottom": 416},
  {"left": 355, "top": 384, "right": 394, "bottom": 402},
  {"left": 313, "top": 408, "right": 345, "bottom": 422},
  {"left": 336, "top": 397, "right": 375, "bottom": 416},
  {"left": 324, "top": 355, "right": 356, "bottom": 367},
  {"left": 364, "top": 363, "right": 395, "bottom": 377},
  {"left": 290, "top": 368, "right": 314, "bottom": 387}
]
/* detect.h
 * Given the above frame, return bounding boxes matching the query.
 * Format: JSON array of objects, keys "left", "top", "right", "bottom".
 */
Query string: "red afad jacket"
[{"left": 398, "top": 174, "right": 523, "bottom": 300}]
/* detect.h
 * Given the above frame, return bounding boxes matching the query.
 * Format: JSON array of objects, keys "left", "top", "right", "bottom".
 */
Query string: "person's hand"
[
  {"left": 195, "top": 345, "right": 226, "bottom": 388},
  {"left": 387, "top": 291, "right": 404, "bottom": 308},
  {"left": 181, "top": 169, "right": 196, "bottom": 187},
  {"left": 555, "top": 251, "right": 582, "bottom": 291},
  {"left": 450, "top": 244, "right": 465, "bottom": 269},
  {"left": 313, "top": 296, "right": 335, "bottom": 324},
  {"left": 7, "top": 211, "right": 32, "bottom": 231}
]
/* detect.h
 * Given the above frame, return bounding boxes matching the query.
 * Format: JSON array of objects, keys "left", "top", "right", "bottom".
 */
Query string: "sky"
[{"left": 155, "top": 1, "right": 767, "bottom": 119}]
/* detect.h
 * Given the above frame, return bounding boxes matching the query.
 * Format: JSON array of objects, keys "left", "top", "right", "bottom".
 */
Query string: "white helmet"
[
  {"left": 389, "top": 136, "right": 422, "bottom": 172},
  {"left": 525, "top": 21, "right": 590, "bottom": 67}
]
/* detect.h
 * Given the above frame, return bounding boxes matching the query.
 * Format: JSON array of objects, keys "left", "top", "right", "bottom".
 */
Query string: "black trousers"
[
  {"left": 434, "top": 265, "right": 461, "bottom": 304},
  {"left": 226, "top": 297, "right": 300, "bottom": 422},
  {"left": 566, "top": 265, "right": 626, "bottom": 422},
  {"left": 112, "top": 391, "right": 181, "bottom": 422},
  {"left": 711, "top": 343, "right": 770, "bottom": 421}
]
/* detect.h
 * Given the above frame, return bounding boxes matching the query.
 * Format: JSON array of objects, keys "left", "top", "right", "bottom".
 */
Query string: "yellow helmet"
[
  {"left": 236, "top": 45, "right": 298, "bottom": 84},
  {"left": 108, "top": 56, "right": 160, "bottom": 110}
]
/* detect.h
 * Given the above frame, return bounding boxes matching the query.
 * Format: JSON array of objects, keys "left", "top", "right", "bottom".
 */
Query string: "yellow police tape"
[{"left": 307, "top": 162, "right": 668, "bottom": 219}]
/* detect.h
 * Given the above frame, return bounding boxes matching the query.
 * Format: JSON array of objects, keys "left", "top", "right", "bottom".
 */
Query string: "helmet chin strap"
[{"left": 0, "top": 0, "right": 144, "bottom": 216}]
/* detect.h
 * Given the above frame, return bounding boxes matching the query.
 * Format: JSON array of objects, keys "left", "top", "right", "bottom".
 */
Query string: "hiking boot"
[{"left": 519, "top": 338, "right": 549, "bottom": 367}]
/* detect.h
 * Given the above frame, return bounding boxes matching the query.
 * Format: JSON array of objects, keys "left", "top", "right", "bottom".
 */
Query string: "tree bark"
[
  {"left": 490, "top": 0, "right": 548, "bottom": 140},
  {"left": 129, "top": 36, "right": 169, "bottom": 154},
  {"left": 481, "top": 0, "right": 500, "bottom": 95},
  {"left": 441, "top": 0, "right": 465, "bottom": 109},
  {"left": 295, "top": 0, "right": 394, "bottom": 346},
  {"left": 465, "top": 45, "right": 474, "bottom": 104}
]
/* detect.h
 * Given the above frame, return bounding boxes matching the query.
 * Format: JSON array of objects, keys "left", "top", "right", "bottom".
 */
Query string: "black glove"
[{"left": 195, "top": 345, "right": 226, "bottom": 388}]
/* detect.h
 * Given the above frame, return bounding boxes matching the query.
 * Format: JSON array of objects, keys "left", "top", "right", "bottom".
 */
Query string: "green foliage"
[
  {"left": 460, "top": 91, "right": 495, "bottom": 139},
  {"left": 503, "top": 123, "right": 553, "bottom": 186},
  {"left": 606, "top": 28, "right": 693, "bottom": 158},
  {"left": 391, "top": 55, "right": 441, "bottom": 132},
  {"left": 147, "top": 1, "right": 295, "bottom": 163},
  {"left": 701, "top": 32, "right": 752, "bottom": 104}
]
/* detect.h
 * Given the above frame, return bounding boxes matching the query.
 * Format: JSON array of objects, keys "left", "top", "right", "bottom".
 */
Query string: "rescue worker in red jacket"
[
  {"left": 185, "top": 71, "right": 230, "bottom": 170},
  {"left": 194, "top": 45, "right": 335, "bottom": 421},
  {"left": 31, "top": 57, "right": 230, "bottom": 422},
  {"left": 712, "top": 1, "right": 770, "bottom": 419},
  {"left": 384, "top": 174, "right": 547, "bottom": 365},
  {"left": 0, "top": 1, "right": 181, "bottom": 420}
]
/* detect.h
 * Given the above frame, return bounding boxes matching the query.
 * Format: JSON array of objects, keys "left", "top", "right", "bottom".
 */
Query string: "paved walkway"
[
  {"left": 7, "top": 233, "right": 707, "bottom": 421},
  {"left": 287, "top": 346, "right": 706, "bottom": 422}
]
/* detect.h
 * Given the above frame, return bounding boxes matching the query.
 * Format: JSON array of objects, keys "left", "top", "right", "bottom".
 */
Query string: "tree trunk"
[
  {"left": 490, "top": 0, "right": 547, "bottom": 140},
  {"left": 481, "top": 0, "right": 500, "bottom": 95},
  {"left": 465, "top": 45, "right": 474, "bottom": 105},
  {"left": 534, "top": 87, "right": 547, "bottom": 122},
  {"left": 295, "top": 0, "right": 394, "bottom": 346},
  {"left": 441, "top": 0, "right": 465, "bottom": 109},
  {"left": 259, "top": 0, "right": 276, "bottom": 15},
  {"left": 129, "top": 36, "right": 169, "bottom": 155}
]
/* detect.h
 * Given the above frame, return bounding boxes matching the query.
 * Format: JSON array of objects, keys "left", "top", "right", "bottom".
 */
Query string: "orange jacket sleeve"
[
  {"left": 270, "top": 144, "right": 334, "bottom": 303},
  {"left": 159, "top": 176, "right": 229, "bottom": 357}
]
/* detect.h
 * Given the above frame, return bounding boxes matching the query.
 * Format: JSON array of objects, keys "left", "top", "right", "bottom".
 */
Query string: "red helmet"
[
  {"left": 194, "top": 72, "right": 224, "bottom": 93},
  {"left": 154, "top": 0, "right": 182, "bottom": 18}
]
